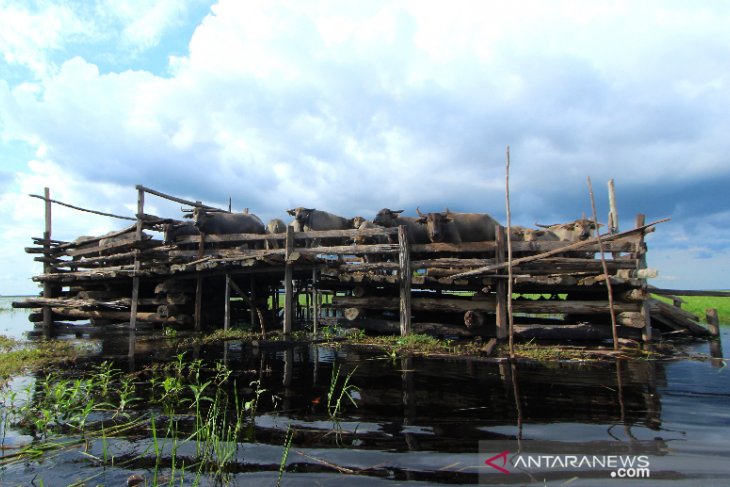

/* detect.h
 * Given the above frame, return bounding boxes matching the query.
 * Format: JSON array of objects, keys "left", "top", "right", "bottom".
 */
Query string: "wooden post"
[
  {"left": 398, "top": 225, "right": 411, "bottom": 336},
  {"left": 129, "top": 187, "right": 144, "bottom": 352},
  {"left": 224, "top": 273, "right": 231, "bottom": 331},
  {"left": 250, "top": 276, "right": 257, "bottom": 328},
  {"left": 495, "top": 226, "right": 508, "bottom": 341},
  {"left": 283, "top": 225, "right": 294, "bottom": 336},
  {"left": 312, "top": 269, "right": 319, "bottom": 335},
  {"left": 505, "top": 146, "right": 515, "bottom": 357},
  {"left": 706, "top": 308, "right": 720, "bottom": 338},
  {"left": 194, "top": 275, "right": 203, "bottom": 332},
  {"left": 635, "top": 214, "right": 652, "bottom": 342},
  {"left": 42, "top": 187, "right": 53, "bottom": 337},
  {"left": 608, "top": 179, "right": 619, "bottom": 234}
]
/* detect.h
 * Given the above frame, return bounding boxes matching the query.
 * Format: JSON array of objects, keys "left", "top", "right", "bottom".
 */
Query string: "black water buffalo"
[
  {"left": 372, "top": 208, "right": 429, "bottom": 244},
  {"left": 163, "top": 221, "right": 200, "bottom": 245},
  {"left": 286, "top": 207, "right": 355, "bottom": 246},
  {"left": 416, "top": 208, "right": 501, "bottom": 244},
  {"left": 265, "top": 218, "right": 287, "bottom": 249},
  {"left": 185, "top": 208, "right": 266, "bottom": 248}
]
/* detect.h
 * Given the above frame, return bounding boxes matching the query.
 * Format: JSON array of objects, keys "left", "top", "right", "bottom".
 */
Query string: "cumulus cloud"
[{"left": 1, "top": 0, "right": 729, "bottom": 292}]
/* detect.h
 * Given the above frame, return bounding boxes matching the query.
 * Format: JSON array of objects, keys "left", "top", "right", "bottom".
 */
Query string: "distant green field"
[{"left": 652, "top": 294, "right": 730, "bottom": 324}]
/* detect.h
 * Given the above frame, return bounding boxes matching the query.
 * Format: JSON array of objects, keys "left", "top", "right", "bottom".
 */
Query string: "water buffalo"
[
  {"left": 509, "top": 226, "right": 559, "bottom": 242},
  {"left": 265, "top": 218, "right": 287, "bottom": 249},
  {"left": 286, "top": 207, "right": 355, "bottom": 246},
  {"left": 416, "top": 208, "right": 501, "bottom": 244},
  {"left": 372, "top": 208, "right": 429, "bottom": 244},
  {"left": 185, "top": 208, "right": 266, "bottom": 249},
  {"left": 535, "top": 218, "right": 600, "bottom": 242},
  {"left": 163, "top": 221, "right": 200, "bottom": 245}
]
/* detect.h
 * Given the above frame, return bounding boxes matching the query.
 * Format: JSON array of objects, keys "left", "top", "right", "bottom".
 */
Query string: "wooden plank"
[
  {"left": 495, "top": 226, "right": 508, "bottom": 340},
  {"left": 706, "top": 308, "right": 720, "bottom": 337},
  {"left": 136, "top": 185, "right": 225, "bottom": 211}
]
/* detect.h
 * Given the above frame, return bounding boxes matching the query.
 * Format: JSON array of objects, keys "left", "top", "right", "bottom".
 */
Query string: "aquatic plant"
[
  {"left": 327, "top": 364, "right": 360, "bottom": 421},
  {"left": 276, "top": 425, "right": 294, "bottom": 487}
]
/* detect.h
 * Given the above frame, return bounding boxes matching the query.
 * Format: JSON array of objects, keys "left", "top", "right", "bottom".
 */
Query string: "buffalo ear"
[
  {"left": 393, "top": 209, "right": 404, "bottom": 214},
  {"left": 442, "top": 215, "right": 454, "bottom": 223},
  {"left": 286, "top": 208, "right": 296, "bottom": 216}
]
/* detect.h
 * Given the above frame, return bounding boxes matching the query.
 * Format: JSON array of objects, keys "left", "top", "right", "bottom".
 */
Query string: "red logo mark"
[{"left": 485, "top": 450, "right": 511, "bottom": 474}]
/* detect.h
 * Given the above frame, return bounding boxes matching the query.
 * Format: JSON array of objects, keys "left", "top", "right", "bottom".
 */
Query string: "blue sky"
[{"left": 1, "top": 0, "right": 729, "bottom": 295}]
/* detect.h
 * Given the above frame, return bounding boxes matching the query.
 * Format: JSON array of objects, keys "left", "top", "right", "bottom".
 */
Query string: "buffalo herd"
[{"left": 161, "top": 206, "right": 600, "bottom": 249}]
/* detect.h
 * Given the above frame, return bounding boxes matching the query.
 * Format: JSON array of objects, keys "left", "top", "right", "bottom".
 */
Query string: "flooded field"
[{"left": 1, "top": 296, "right": 729, "bottom": 486}]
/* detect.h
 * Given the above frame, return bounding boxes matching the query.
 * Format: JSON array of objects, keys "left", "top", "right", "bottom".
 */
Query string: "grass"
[
  {"left": 652, "top": 294, "right": 730, "bottom": 324},
  {"left": 0, "top": 337, "right": 80, "bottom": 380}
]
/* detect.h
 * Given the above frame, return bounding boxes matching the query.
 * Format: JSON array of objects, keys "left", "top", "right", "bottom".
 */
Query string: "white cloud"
[{"left": 2, "top": 0, "right": 730, "bottom": 292}]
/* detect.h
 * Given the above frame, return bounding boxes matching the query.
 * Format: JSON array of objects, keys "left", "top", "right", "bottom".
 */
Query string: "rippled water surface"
[{"left": 1, "top": 296, "right": 729, "bottom": 486}]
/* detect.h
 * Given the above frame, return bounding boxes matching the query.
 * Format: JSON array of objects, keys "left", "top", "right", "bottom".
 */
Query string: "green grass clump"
[{"left": 0, "top": 337, "right": 78, "bottom": 379}]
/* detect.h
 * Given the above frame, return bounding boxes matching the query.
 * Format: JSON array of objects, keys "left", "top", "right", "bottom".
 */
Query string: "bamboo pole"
[
  {"left": 505, "top": 146, "right": 515, "bottom": 358},
  {"left": 29, "top": 193, "right": 137, "bottom": 221},
  {"left": 587, "top": 176, "right": 619, "bottom": 350}
]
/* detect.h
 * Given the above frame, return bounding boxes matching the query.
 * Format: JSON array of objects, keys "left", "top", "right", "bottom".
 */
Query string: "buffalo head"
[
  {"left": 416, "top": 208, "right": 453, "bottom": 243},
  {"left": 373, "top": 208, "right": 404, "bottom": 227}
]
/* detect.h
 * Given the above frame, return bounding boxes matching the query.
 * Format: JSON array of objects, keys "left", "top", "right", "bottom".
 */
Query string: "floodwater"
[{"left": 1, "top": 296, "right": 730, "bottom": 486}]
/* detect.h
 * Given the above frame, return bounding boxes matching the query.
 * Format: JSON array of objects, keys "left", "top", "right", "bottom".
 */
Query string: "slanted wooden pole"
[
  {"left": 706, "top": 308, "right": 723, "bottom": 367},
  {"left": 398, "top": 225, "right": 411, "bottom": 336},
  {"left": 587, "top": 176, "right": 619, "bottom": 350},
  {"left": 283, "top": 225, "right": 294, "bottom": 336},
  {"left": 42, "top": 187, "right": 53, "bottom": 337},
  {"left": 505, "top": 145, "right": 515, "bottom": 358},
  {"left": 495, "top": 226, "right": 508, "bottom": 341}
]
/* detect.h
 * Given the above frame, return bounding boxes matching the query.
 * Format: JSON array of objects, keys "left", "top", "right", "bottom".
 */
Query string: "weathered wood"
[
  {"left": 495, "top": 226, "right": 508, "bottom": 340},
  {"left": 617, "top": 312, "right": 646, "bottom": 329},
  {"left": 650, "top": 288, "right": 730, "bottom": 298},
  {"left": 42, "top": 187, "right": 53, "bottom": 335},
  {"left": 398, "top": 225, "right": 412, "bottom": 336},
  {"left": 29, "top": 193, "right": 136, "bottom": 221},
  {"left": 333, "top": 296, "right": 641, "bottom": 314},
  {"left": 648, "top": 299, "right": 709, "bottom": 336},
  {"left": 482, "top": 338, "right": 498, "bottom": 356},
  {"left": 706, "top": 308, "right": 720, "bottom": 338},
  {"left": 464, "top": 310, "right": 488, "bottom": 329},
  {"left": 129, "top": 187, "right": 145, "bottom": 336},
  {"left": 298, "top": 243, "right": 399, "bottom": 255},
  {"left": 608, "top": 179, "right": 619, "bottom": 234},
  {"left": 48, "top": 307, "right": 188, "bottom": 323},
  {"left": 136, "top": 185, "right": 225, "bottom": 211},
  {"left": 283, "top": 225, "right": 294, "bottom": 336},
  {"left": 344, "top": 307, "right": 362, "bottom": 321},
  {"left": 449, "top": 218, "right": 669, "bottom": 279},
  {"left": 13, "top": 297, "right": 129, "bottom": 310}
]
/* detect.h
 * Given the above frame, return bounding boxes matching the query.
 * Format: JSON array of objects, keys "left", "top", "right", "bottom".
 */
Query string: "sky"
[{"left": 1, "top": 0, "right": 729, "bottom": 295}]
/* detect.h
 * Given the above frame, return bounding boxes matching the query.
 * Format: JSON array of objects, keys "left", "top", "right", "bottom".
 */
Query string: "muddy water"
[{"left": 1, "top": 301, "right": 729, "bottom": 486}]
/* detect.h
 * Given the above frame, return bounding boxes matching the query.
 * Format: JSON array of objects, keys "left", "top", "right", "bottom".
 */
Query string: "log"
[
  {"left": 340, "top": 319, "right": 641, "bottom": 340},
  {"left": 617, "top": 312, "right": 646, "bottom": 329},
  {"left": 648, "top": 299, "right": 709, "bottom": 336},
  {"left": 650, "top": 288, "right": 730, "bottom": 298},
  {"left": 332, "top": 296, "right": 641, "bottom": 314},
  {"left": 464, "top": 310, "right": 488, "bottom": 329},
  {"left": 344, "top": 307, "right": 362, "bottom": 321},
  {"left": 48, "top": 307, "right": 176, "bottom": 323}
]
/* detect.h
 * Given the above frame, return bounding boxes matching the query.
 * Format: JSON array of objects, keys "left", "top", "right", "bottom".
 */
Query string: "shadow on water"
[{"left": 2, "top": 310, "right": 730, "bottom": 485}]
